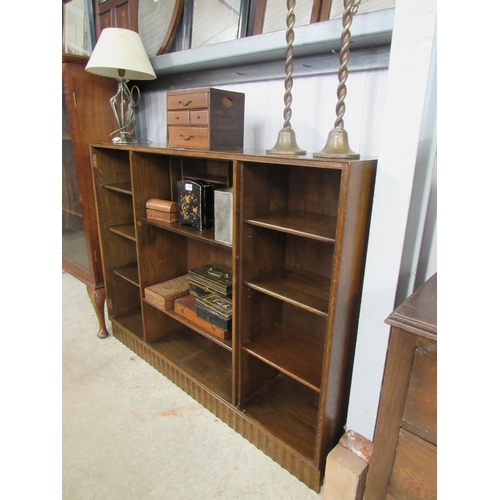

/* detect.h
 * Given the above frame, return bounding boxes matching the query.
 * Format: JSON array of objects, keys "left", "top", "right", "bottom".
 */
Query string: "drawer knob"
[
  {"left": 180, "top": 133, "right": 194, "bottom": 140},
  {"left": 178, "top": 99, "right": 192, "bottom": 106}
]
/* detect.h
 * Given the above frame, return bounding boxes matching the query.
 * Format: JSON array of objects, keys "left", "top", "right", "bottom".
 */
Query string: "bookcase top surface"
[{"left": 90, "top": 142, "right": 377, "bottom": 168}]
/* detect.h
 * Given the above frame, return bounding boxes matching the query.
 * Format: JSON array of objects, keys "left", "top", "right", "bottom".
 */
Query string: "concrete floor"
[{"left": 62, "top": 270, "right": 324, "bottom": 499}]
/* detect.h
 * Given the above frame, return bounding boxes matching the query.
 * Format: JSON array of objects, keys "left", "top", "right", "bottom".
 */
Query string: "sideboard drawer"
[
  {"left": 167, "top": 92, "right": 208, "bottom": 111},
  {"left": 168, "top": 126, "right": 209, "bottom": 149}
]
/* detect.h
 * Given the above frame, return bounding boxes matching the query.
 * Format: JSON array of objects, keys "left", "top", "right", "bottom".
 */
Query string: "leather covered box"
[
  {"left": 177, "top": 179, "right": 214, "bottom": 230},
  {"left": 195, "top": 293, "right": 232, "bottom": 331},
  {"left": 167, "top": 87, "right": 245, "bottom": 150},
  {"left": 174, "top": 294, "right": 230, "bottom": 340},
  {"left": 146, "top": 198, "right": 178, "bottom": 223},
  {"left": 188, "top": 263, "right": 232, "bottom": 297},
  {"left": 144, "top": 274, "right": 189, "bottom": 311}
]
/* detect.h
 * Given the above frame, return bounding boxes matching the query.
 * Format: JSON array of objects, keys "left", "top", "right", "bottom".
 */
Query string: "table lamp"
[{"left": 85, "top": 28, "right": 157, "bottom": 144}]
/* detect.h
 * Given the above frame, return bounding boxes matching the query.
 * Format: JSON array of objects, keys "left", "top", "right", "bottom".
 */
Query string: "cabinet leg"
[{"left": 87, "top": 285, "right": 109, "bottom": 339}]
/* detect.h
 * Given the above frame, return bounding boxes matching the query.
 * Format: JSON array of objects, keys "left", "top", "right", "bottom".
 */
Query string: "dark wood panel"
[
  {"left": 245, "top": 210, "right": 337, "bottom": 243},
  {"left": 103, "top": 182, "right": 132, "bottom": 194},
  {"left": 364, "top": 329, "right": 417, "bottom": 499},
  {"left": 389, "top": 429, "right": 437, "bottom": 499},
  {"left": 315, "top": 161, "right": 377, "bottom": 466},
  {"left": 112, "top": 307, "right": 143, "bottom": 338},
  {"left": 402, "top": 348, "right": 437, "bottom": 445},
  {"left": 151, "top": 326, "right": 233, "bottom": 403},
  {"left": 243, "top": 324, "right": 324, "bottom": 391},
  {"left": 241, "top": 374, "right": 319, "bottom": 460},
  {"left": 108, "top": 223, "right": 136, "bottom": 241},
  {"left": 245, "top": 267, "right": 330, "bottom": 316},
  {"left": 144, "top": 218, "right": 231, "bottom": 250},
  {"left": 112, "top": 263, "right": 139, "bottom": 286}
]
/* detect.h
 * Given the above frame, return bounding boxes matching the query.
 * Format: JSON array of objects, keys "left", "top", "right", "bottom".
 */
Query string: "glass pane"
[
  {"left": 192, "top": 0, "right": 241, "bottom": 48},
  {"left": 62, "top": 84, "right": 89, "bottom": 271},
  {"left": 329, "top": 0, "right": 395, "bottom": 19},
  {"left": 139, "top": 0, "right": 178, "bottom": 57},
  {"left": 262, "top": 0, "right": 313, "bottom": 35},
  {"left": 63, "top": 0, "right": 91, "bottom": 55}
]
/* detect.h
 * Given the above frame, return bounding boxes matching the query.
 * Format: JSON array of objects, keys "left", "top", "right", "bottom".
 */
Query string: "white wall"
[
  {"left": 136, "top": 0, "right": 437, "bottom": 442},
  {"left": 137, "top": 69, "right": 388, "bottom": 157}
]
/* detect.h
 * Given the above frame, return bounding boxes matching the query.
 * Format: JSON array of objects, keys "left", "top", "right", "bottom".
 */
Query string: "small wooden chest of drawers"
[
  {"left": 365, "top": 273, "right": 437, "bottom": 499},
  {"left": 167, "top": 87, "right": 245, "bottom": 150}
]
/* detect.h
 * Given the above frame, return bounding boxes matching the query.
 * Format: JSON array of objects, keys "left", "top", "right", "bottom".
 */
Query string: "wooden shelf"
[
  {"left": 245, "top": 267, "right": 330, "bottom": 316},
  {"left": 163, "top": 307, "right": 232, "bottom": 351},
  {"left": 241, "top": 374, "right": 319, "bottom": 460},
  {"left": 113, "top": 263, "right": 139, "bottom": 287},
  {"left": 143, "top": 297, "right": 232, "bottom": 351},
  {"left": 102, "top": 182, "right": 133, "bottom": 195},
  {"left": 243, "top": 324, "right": 323, "bottom": 392},
  {"left": 90, "top": 143, "right": 377, "bottom": 492},
  {"left": 112, "top": 308, "right": 144, "bottom": 339},
  {"left": 245, "top": 210, "right": 337, "bottom": 243},
  {"left": 151, "top": 326, "right": 232, "bottom": 403},
  {"left": 143, "top": 218, "right": 231, "bottom": 249},
  {"left": 108, "top": 223, "right": 136, "bottom": 241}
]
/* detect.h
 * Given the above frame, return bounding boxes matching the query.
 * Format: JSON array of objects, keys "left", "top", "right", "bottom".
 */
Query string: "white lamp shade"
[{"left": 85, "top": 28, "right": 156, "bottom": 80}]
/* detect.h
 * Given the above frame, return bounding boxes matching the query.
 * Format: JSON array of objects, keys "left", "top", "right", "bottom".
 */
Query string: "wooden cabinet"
[
  {"left": 166, "top": 88, "right": 245, "bottom": 150},
  {"left": 90, "top": 143, "right": 376, "bottom": 491},
  {"left": 365, "top": 273, "right": 437, "bottom": 499},
  {"left": 62, "top": 54, "right": 117, "bottom": 338},
  {"left": 94, "top": 0, "right": 138, "bottom": 38}
]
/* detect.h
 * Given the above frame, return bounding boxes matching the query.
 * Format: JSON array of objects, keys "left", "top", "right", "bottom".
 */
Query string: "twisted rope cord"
[
  {"left": 282, "top": 0, "right": 296, "bottom": 129},
  {"left": 334, "top": 0, "right": 356, "bottom": 130}
]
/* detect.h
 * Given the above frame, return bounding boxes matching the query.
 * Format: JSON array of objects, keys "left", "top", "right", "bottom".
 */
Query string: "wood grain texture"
[
  {"left": 389, "top": 429, "right": 437, "bottom": 499},
  {"left": 91, "top": 143, "right": 377, "bottom": 492},
  {"left": 365, "top": 274, "right": 437, "bottom": 500}
]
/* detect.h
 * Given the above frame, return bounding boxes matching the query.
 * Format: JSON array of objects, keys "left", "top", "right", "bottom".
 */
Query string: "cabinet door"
[
  {"left": 94, "top": 0, "right": 139, "bottom": 38},
  {"left": 62, "top": 80, "right": 88, "bottom": 278},
  {"left": 62, "top": 55, "right": 118, "bottom": 287}
]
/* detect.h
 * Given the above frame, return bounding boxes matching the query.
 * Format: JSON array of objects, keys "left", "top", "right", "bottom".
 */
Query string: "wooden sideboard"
[
  {"left": 90, "top": 143, "right": 376, "bottom": 491},
  {"left": 365, "top": 273, "right": 437, "bottom": 499}
]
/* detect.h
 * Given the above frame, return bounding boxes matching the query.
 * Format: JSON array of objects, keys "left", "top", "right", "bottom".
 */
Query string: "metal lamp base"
[
  {"left": 266, "top": 128, "right": 306, "bottom": 155},
  {"left": 112, "top": 134, "right": 139, "bottom": 145},
  {"left": 314, "top": 128, "right": 360, "bottom": 159}
]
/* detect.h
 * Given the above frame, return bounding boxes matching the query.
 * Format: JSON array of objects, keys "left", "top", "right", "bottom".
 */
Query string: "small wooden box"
[
  {"left": 174, "top": 294, "right": 230, "bottom": 340},
  {"left": 146, "top": 198, "right": 178, "bottom": 223},
  {"left": 167, "top": 87, "right": 245, "bottom": 150},
  {"left": 144, "top": 275, "right": 189, "bottom": 311}
]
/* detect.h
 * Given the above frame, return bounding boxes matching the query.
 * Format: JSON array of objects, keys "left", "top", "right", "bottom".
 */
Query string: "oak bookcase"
[{"left": 90, "top": 143, "right": 376, "bottom": 491}]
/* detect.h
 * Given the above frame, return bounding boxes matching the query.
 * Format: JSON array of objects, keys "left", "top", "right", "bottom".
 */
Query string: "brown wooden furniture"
[
  {"left": 365, "top": 273, "right": 437, "bottom": 499},
  {"left": 90, "top": 142, "right": 376, "bottom": 491},
  {"left": 166, "top": 87, "right": 245, "bottom": 150},
  {"left": 94, "top": 0, "right": 138, "bottom": 37},
  {"left": 62, "top": 54, "right": 117, "bottom": 338}
]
